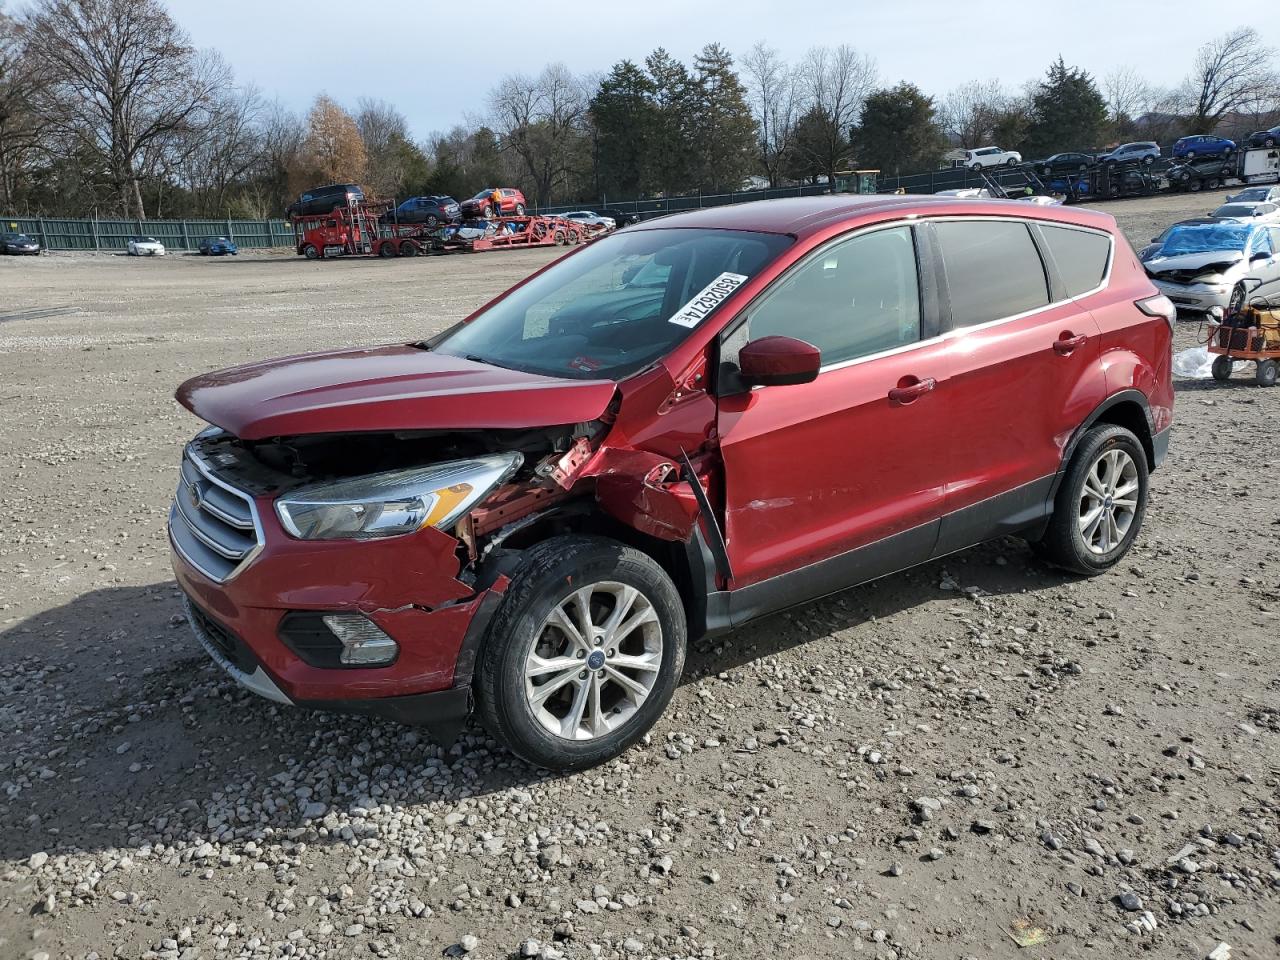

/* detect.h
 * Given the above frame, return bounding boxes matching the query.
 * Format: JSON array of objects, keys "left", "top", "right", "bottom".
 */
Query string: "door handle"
[
  {"left": 1054, "top": 333, "right": 1087, "bottom": 355},
  {"left": 888, "top": 376, "right": 936, "bottom": 404}
]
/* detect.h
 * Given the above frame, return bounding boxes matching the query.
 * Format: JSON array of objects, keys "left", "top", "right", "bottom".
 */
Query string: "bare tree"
[
  {"left": 939, "top": 79, "right": 1008, "bottom": 147},
  {"left": 489, "top": 63, "right": 589, "bottom": 206},
  {"left": 742, "top": 42, "right": 802, "bottom": 187},
  {"left": 0, "top": 4, "right": 42, "bottom": 210},
  {"left": 1103, "top": 66, "right": 1152, "bottom": 136},
  {"left": 1183, "top": 27, "right": 1278, "bottom": 131},
  {"left": 22, "top": 0, "right": 230, "bottom": 218},
  {"left": 796, "top": 44, "right": 876, "bottom": 185},
  {"left": 174, "top": 82, "right": 266, "bottom": 216},
  {"left": 356, "top": 97, "right": 427, "bottom": 199}
]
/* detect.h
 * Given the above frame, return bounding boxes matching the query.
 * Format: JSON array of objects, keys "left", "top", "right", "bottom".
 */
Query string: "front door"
[{"left": 716, "top": 224, "right": 952, "bottom": 602}]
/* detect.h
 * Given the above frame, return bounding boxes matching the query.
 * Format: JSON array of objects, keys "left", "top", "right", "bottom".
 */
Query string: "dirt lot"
[{"left": 1, "top": 190, "right": 1277, "bottom": 960}]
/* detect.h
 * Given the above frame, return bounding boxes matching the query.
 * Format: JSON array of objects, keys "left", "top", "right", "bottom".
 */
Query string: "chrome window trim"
[
  {"left": 739, "top": 213, "right": 1115, "bottom": 382},
  {"left": 169, "top": 442, "right": 266, "bottom": 583}
]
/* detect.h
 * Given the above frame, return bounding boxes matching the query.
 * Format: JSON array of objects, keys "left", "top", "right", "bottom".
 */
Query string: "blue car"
[
  {"left": 198, "top": 236, "right": 238, "bottom": 256},
  {"left": 1172, "top": 134, "right": 1236, "bottom": 161}
]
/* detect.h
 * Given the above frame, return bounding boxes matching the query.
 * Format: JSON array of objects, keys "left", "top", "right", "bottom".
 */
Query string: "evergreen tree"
[
  {"left": 590, "top": 60, "right": 658, "bottom": 200},
  {"left": 689, "top": 42, "right": 758, "bottom": 192},
  {"left": 645, "top": 48, "right": 696, "bottom": 194},
  {"left": 852, "top": 82, "right": 946, "bottom": 176},
  {"left": 1022, "top": 57, "right": 1108, "bottom": 157}
]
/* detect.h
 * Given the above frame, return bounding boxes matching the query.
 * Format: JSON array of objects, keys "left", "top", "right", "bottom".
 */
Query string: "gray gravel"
[{"left": 1, "top": 190, "right": 1278, "bottom": 959}]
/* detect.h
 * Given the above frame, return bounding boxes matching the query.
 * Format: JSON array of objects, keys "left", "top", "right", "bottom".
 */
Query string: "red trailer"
[
  {"left": 438, "top": 215, "right": 587, "bottom": 253},
  {"left": 292, "top": 205, "right": 587, "bottom": 259}
]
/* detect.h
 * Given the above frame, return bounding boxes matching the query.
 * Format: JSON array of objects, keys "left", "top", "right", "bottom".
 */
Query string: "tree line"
[{"left": 1, "top": 0, "right": 1277, "bottom": 219}]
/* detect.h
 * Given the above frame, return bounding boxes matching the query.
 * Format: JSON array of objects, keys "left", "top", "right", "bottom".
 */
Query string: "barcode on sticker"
[{"left": 668, "top": 272, "right": 748, "bottom": 328}]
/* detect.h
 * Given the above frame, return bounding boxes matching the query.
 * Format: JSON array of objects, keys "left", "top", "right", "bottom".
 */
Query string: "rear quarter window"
[
  {"left": 1040, "top": 225, "right": 1112, "bottom": 297},
  {"left": 935, "top": 220, "right": 1050, "bottom": 327}
]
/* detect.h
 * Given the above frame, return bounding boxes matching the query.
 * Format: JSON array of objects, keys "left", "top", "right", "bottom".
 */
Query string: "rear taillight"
[{"left": 1136, "top": 294, "right": 1177, "bottom": 330}]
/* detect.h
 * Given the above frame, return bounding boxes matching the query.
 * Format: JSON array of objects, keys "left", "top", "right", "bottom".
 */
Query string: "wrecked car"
[
  {"left": 170, "top": 196, "right": 1174, "bottom": 770},
  {"left": 1146, "top": 221, "right": 1280, "bottom": 314}
]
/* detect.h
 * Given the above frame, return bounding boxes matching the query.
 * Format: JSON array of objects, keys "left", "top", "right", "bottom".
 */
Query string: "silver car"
[
  {"left": 1226, "top": 185, "right": 1280, "bottom": 204},
  {"left": 1146, "top": 222, "right": 1280, "bottom": 313},
  {"left": 1210, "top": 201, "right": 1280, "bottom": 223}
]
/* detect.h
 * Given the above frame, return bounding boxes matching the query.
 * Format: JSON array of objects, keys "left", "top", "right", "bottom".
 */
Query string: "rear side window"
[
  {"left": 1040, "top": 225, "right": 1112, "bottom": 297},
  {"left": 935, "top": 220, "right": 1049, "bottom": 327}
]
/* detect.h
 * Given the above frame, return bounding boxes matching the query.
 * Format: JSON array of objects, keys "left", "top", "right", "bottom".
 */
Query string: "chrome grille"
[{"left": 169, "top": 446, "right": 263, "bottom": 582}]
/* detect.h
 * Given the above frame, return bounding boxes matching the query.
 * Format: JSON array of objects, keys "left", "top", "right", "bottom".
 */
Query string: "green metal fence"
[{"left": 0, "top": 215, "right": 297, "bottom": 251}]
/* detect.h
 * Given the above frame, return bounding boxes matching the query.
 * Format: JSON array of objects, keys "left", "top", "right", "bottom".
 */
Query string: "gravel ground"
[{"left": 1, "top": 190, "right": 1277, "bottom": 960}]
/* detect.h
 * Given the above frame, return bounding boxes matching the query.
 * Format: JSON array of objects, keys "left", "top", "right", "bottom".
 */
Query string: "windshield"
[
  {"left": 472, "top": 190, "right": 494, "bottom": 200},
  {"left": 1214, "top": 205, "right": 1256, "bottom": 217},
  {"left": 1160, "top": 224, "right": 1252, "bottom": 256},
  {"left": 1233, "top": 189, "right": 1266, "bottom": 202},
  {"left": 433, "top": 227, "right": 792, "bottom": 380}
]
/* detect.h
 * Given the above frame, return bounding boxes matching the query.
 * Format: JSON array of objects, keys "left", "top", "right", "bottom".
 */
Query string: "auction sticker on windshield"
[{"left": 668, "top": 272, "right": 749, "bottom": 328}]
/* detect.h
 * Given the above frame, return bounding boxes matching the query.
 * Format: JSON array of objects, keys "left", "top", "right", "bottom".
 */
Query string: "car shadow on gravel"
[{"left": 0, "top": 539, "right": 1063, "bottom": 862}]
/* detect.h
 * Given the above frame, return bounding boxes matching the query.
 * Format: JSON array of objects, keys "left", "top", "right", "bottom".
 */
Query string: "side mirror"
[
  {"left": 738, "top": 336, "right": 821, "bottom": 387},
  {"left": 1250, "top": 251, "right": 1269, "bottom": 261}
]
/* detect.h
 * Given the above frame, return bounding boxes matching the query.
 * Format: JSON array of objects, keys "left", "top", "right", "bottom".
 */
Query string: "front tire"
[
  {"left": 302, "top": 244, "right": 319, "bottom": 260},
  {"left": 474, "top": 535, "right": 687, "bottom": 771},
  {"left": 1032, "top": 424, "right": 1148, "bottom": 575},
  {"left": 1212, "top": 355, "right": 1234, "bottom": 381}
]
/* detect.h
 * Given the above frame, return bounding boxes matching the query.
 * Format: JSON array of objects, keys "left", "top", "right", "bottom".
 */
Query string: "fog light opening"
[{"left": 321, "top": 614, "right": 399, "bottom": 666}]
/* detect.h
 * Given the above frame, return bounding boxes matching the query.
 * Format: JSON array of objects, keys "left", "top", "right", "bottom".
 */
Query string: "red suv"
[
  {"left": 170, "top": 196, "right": 1174, "bottom": 770},
  {"left": 459, "top": 187, "right": 527, "bottom": 219}
]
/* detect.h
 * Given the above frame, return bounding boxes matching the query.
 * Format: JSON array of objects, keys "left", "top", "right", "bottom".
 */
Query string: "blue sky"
[{"left": 166, "top": 0, "right": 1269, "bottom": 139}]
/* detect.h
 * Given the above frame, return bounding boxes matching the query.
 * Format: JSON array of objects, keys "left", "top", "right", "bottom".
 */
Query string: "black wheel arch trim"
[{"left": 1050, "top": 390, "right": 1157, "bottom": 501}]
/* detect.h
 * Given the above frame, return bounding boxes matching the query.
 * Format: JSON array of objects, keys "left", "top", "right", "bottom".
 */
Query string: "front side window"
[
  {"left": 745, "top": 226, "right": 922, "bottom": 367},
  {"left": 433, "top": 228, "right": 792, "bottom": 380},
  {"left": 935, "top": 220, "right": 1049, "bottom": 327},
  {"left": 1040, "top": 225, "right": 1111, "bottom": 297}
]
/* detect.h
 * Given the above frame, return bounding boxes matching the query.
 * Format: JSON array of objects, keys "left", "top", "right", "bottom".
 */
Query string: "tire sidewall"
[
  {"left": 1058, "top": 427, "right": 1149, "bottom": 573},
  {"left": 477, "top": 537, "right": 687, "bottom": 770}
]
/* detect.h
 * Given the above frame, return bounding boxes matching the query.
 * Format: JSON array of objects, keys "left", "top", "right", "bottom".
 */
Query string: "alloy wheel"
[
  {"left": 524, "top": 582, "right": 663, "bottom": 741},
  {"left": 1078, "top": 448, "right": 1140, "bottom": 555}
]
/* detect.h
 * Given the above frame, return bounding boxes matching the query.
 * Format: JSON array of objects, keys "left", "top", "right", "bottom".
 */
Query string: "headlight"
[{"left": 276, "top": 452, "right": 522, "bottom": 540}]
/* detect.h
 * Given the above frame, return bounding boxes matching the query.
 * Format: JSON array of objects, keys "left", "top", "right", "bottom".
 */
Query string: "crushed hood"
[
  {"left": 177, "top": 344, "right": 617, "bottom": 440},
  {"left": 1147, "top": 249, "right": 1243, "bottom": 275}
]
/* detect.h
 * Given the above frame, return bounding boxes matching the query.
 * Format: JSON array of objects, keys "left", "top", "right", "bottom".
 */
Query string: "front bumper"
[
  {"left": 183, "top": 593, "right": 477, "bottom": 741},
  {"left": 1151, "top": 278, "right": 1230, "bottom": 312},
  {"left": 169, "top": 483, "right": 505, "bottom": 738}
]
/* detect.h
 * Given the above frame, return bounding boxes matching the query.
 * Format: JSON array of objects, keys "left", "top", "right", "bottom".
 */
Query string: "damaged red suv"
[{"left": 170, "top": 196, "right": 1174, "bottom": 770}]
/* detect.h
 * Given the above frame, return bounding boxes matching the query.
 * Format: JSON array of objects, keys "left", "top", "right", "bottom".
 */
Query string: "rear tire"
[
  {"left": 474, "top": 535, "right": 687, "bottom": 771},
  {"left": 1032, "top": 424, "right": 1148, "bottom": 576},
  {"left": 1212, "top": 355, "right": 1234, "bottom": 381},
  {"left": 1256, "top": 359, "right": 1277, "bottom": 387},
  {"left": 379, "top": 242, "right": 396, "bottom": 258},
  {"left": 400, "top": 241, "right": 417, "bottom": 257}
]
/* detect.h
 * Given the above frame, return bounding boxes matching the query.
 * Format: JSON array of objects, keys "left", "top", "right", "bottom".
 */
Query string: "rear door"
[
  {"left": 930, "top": 217, "right": 1107, "bottom": 555},
  {"left": 717, "top": 224, "right": 952, "bottom": 590}
]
